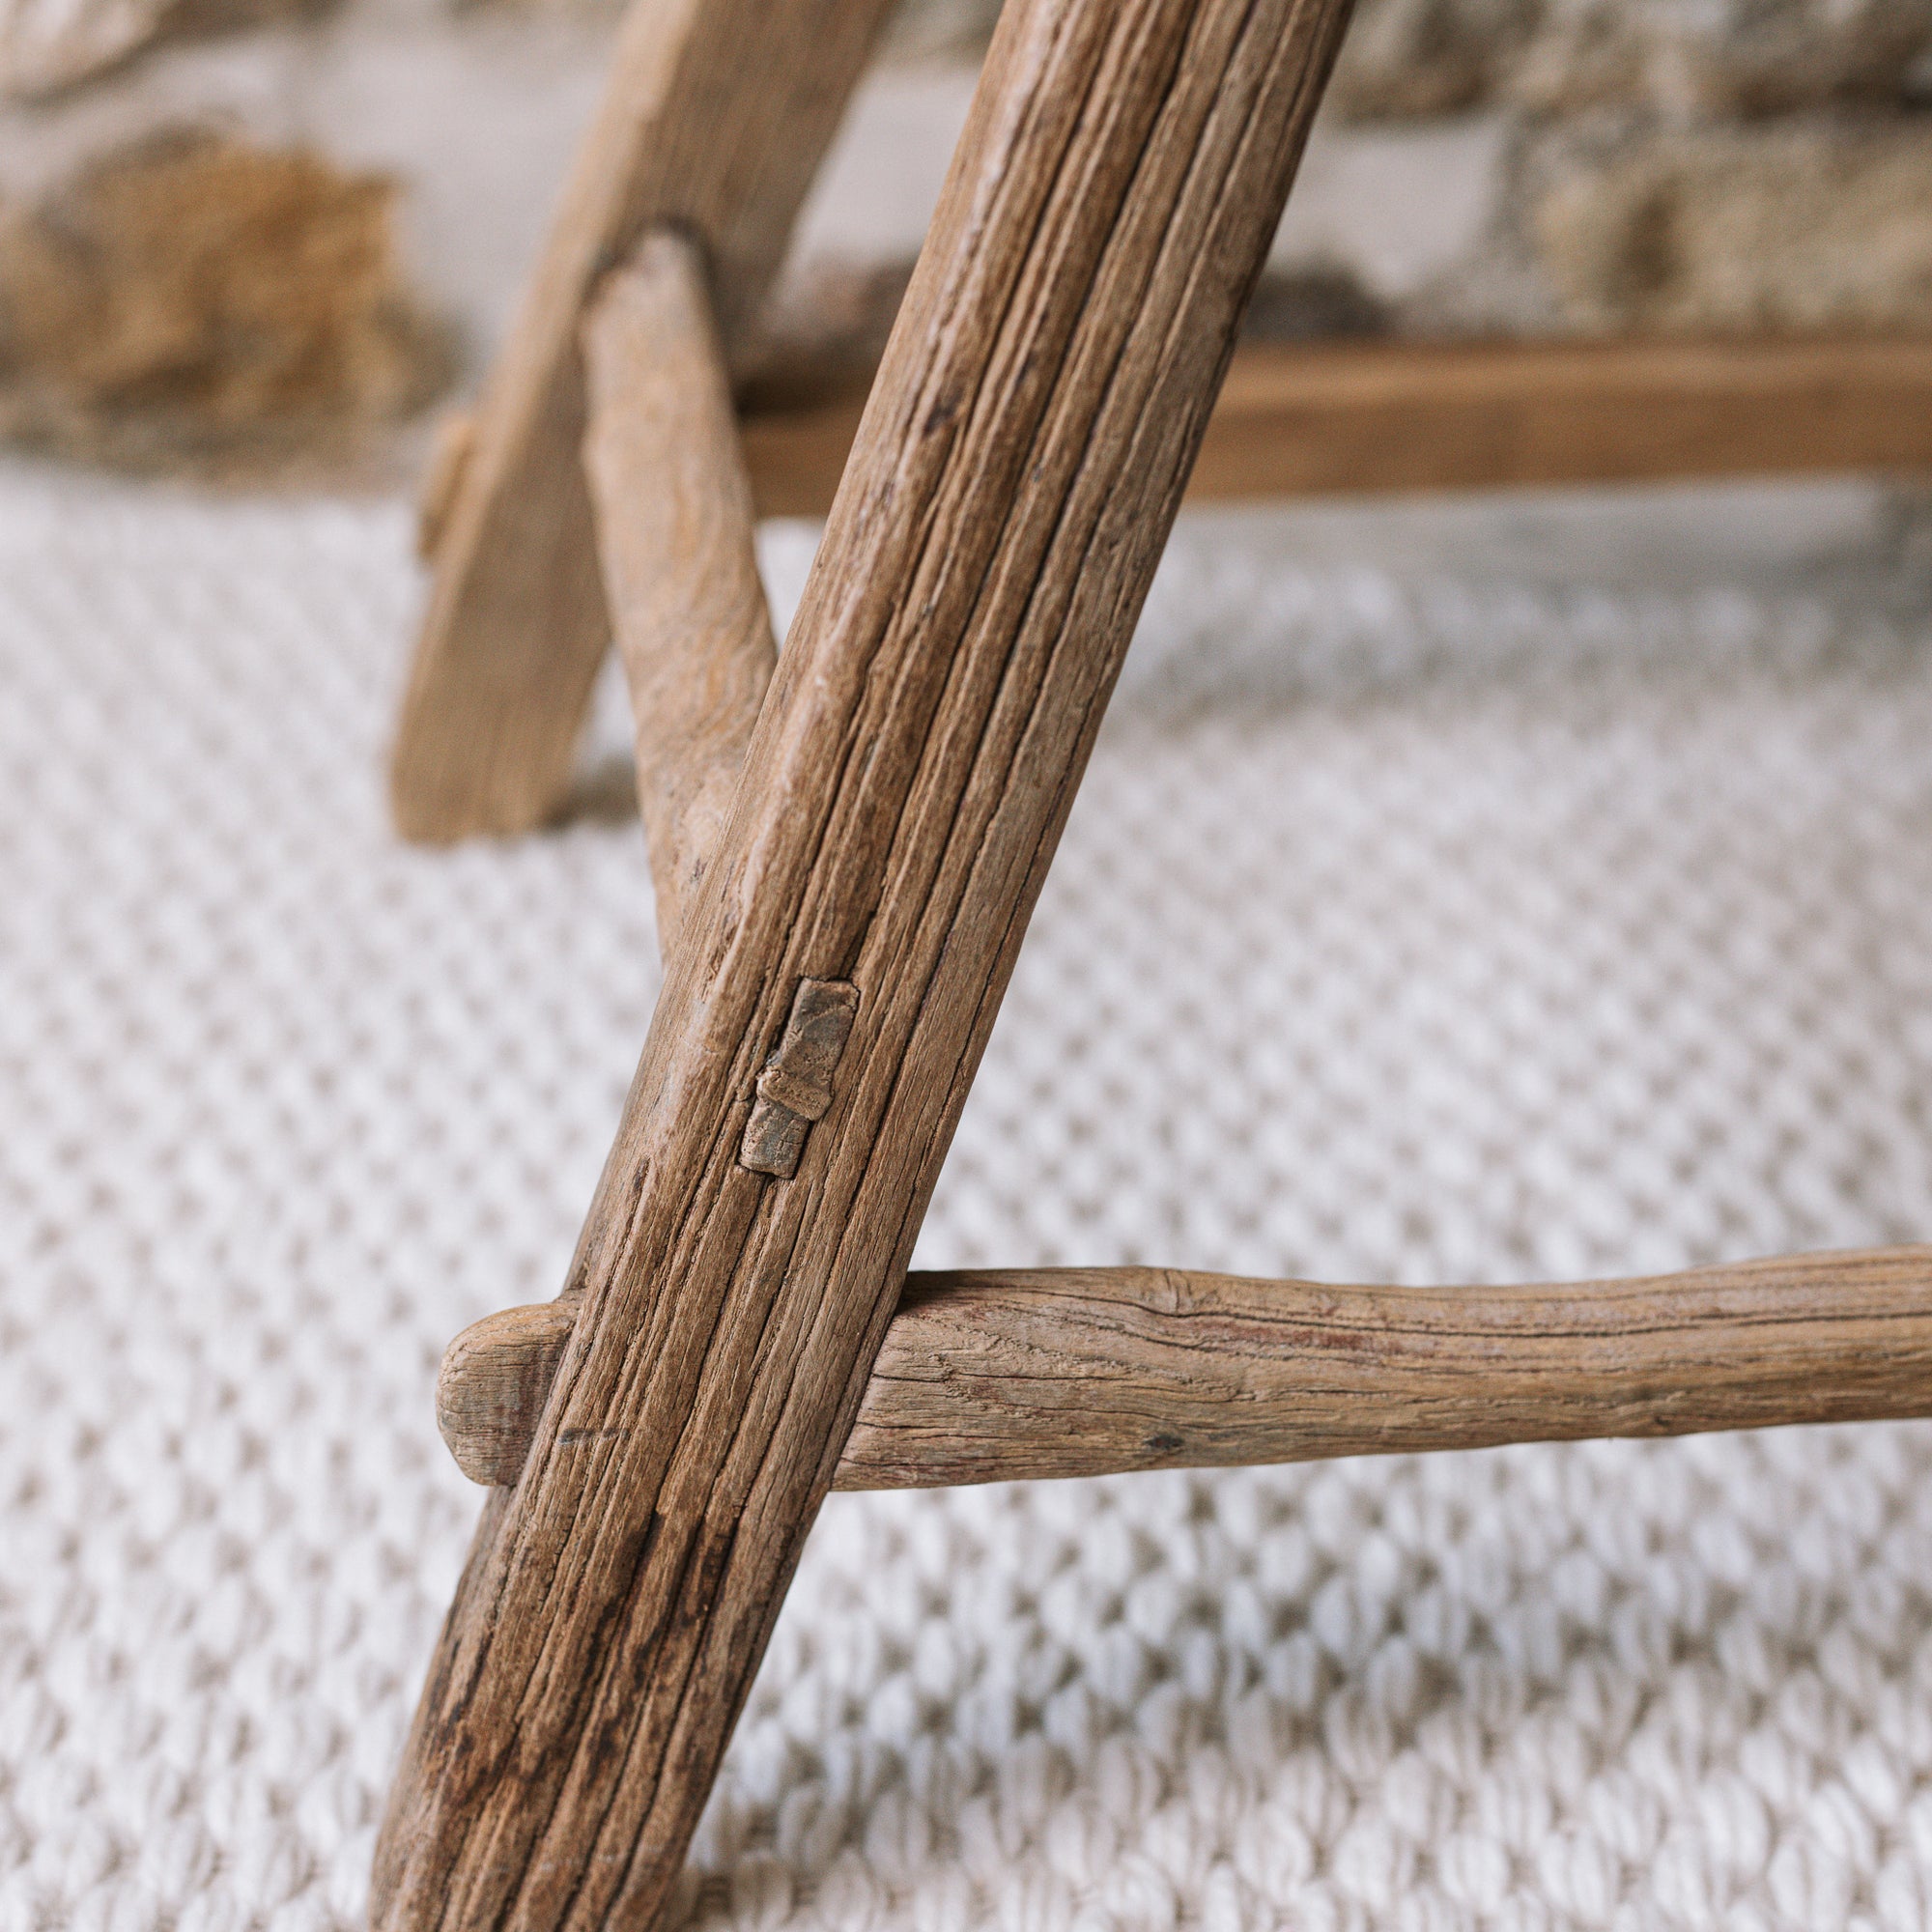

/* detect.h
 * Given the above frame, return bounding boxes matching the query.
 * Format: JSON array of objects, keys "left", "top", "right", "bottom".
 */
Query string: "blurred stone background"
[{"left": 1, "top": 0, "right": 1930, "bottom": 480}]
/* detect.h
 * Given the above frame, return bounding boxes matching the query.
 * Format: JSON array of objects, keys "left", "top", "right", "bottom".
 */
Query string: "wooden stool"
[{"left": 372, "top": 0, "right": 1932, "bottom": 1924}]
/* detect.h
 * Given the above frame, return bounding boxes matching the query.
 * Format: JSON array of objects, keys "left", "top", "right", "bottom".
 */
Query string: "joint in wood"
[
  {"left": 436, "top": 1300, "right": 575, "bottom": 1487},
  {"left": 433, "top": 1246, "right": 1932, "bottom": 1493},
  {"left": 740, "top": 977, "right": 860, "bottom": 1177}
]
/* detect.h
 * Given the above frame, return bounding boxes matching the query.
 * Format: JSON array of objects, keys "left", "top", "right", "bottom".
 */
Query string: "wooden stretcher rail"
[
  {"left": 741, "top": 334, "right": 1932, "bottom": 519},
  {"left": 438, "top": 1245, "right": 1932, "bottom": 1491},
  {"left": 582, "top": 230, "right": 779, "bottom": 948}
]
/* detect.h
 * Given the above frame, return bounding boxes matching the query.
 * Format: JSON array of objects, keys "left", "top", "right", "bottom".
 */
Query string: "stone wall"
[{"left": 1, "top": 0, "right": 1929, "bottom": 476}]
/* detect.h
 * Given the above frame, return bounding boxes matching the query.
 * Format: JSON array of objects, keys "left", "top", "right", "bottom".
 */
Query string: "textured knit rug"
[{"left": 7, "top": 461, "right": 1932, "bottom": 1932}]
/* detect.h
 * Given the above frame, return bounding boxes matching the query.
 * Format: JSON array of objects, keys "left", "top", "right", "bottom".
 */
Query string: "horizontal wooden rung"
[
  {"left": 741, "top": 334, "right": 1932, "bottom": 518},
  {"left": 437, "top": 1244, "right": 1932, "bottom": 1491}
]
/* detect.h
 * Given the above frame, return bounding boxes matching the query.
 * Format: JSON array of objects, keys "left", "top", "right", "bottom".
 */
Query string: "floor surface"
[{"left": 7, "top": 465, "right": 1932, "bottom": 1930}]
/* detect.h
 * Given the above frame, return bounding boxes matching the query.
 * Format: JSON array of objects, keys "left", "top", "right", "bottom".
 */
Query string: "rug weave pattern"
[{"left": 5, "top": 470, "right": 1932, "bottom": 1931}]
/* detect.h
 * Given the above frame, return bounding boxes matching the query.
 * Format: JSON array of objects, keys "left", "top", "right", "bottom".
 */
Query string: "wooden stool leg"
[
  {"left": 387, "top": 0, "right": 898, "bottom": 844},
  {"left": 372, "top": 0, "right": 1356, "bottom": 1923}
]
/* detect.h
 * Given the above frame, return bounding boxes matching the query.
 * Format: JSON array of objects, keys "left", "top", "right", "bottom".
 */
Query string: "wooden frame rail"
[
  {"left": 582, "top": 230, "right": 779, "bottom": 946},
  {"left": 743, "top": 333, "right": 1932, "bottom": 519},
  {"left": 438, "top": 1247, "right": 1932, "bottom": 1491}
]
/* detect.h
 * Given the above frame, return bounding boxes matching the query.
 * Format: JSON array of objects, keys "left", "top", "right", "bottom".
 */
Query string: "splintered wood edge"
[{"left": 436, "top": 1244, "right": 1932, "bottom": 1490}]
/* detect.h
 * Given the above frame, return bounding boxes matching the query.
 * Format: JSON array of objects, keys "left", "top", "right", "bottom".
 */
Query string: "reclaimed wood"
[
  {"left": 372, "top": 0, "right": 1357, "bottom": 1923},
  {"left": 437, "top": 1301, "right": 576, "bottom": 1488},
  {"left": 387, "top": 0, "right": 897, "bottom": 842},
  {"left": 430, "top": 236, "right": 782, "bottom": 1492},
  {"left": 840, "top": 1247, "right": 1932, "bottom": 1485},
  {"left": 740, "top": 333, "right": 1932, "bottom": 518},
  {"left": 414, "top": 408, "right": 474, "bottom": 561},
  {"left": 582, "top": 232, "right": 779, "bottom": 947},
  {"left": 436, "top": 1246, "right": 1932, "bottom": 1491}
]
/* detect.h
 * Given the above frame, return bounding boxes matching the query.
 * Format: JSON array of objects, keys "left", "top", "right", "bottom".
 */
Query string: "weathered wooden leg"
[
  {"left": 372, "top": 0, "right": 1356, "bottom": 1923},
  {"left": 387, "top": 0, "right": 898, "bottom": 843},
  {"left": 582, "top": 232, "right": 778, "bottom": 948}
]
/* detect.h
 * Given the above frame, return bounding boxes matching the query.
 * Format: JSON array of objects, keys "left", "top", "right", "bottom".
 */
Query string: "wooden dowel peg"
[{"left": 437, "top": 1301, "right": 576, "bottom": 1487}]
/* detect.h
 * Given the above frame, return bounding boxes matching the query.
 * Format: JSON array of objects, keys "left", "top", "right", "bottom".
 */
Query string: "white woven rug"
[{"left": 8, "top": 461, "right": 1932, "bottom": 1932}]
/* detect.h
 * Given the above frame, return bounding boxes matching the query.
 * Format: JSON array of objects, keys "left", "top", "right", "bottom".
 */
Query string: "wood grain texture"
[
  {"left": 582, "top": 233, "right": 779, "bottom": 948},
  {"left": 386, "top": 0, "right": 896, "bottom": 842},
  {"left": 841, "top": 1247, "right": 1932, "bottom": 1485},
  {"left": 372, "top": 0, "right": 1356, "bottom": 1922},
  {"left": 740, "top": 333, "right": 1932, "bottom": 518},
  {"left": 415, "top": 409, "right": 475, "bottom": 561},
  {"left": 438, "top": 1302, "right": 576, "bottom": 1488},
  {"left": 435, "top": 1246, "right": 1932, "bottom": 1491}
]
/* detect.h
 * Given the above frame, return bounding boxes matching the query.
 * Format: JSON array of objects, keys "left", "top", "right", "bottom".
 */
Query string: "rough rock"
[
  {"left": 1511, "top": 0, "right": 1932, "bottom": 119},
  {"left": 1326, "top": 0, "right": 1932, "bottom": 119},
  {"left": 1328, "top": 0, "right": 1538, "bottom": 120},
  {"left": 0, "top": 0, "right": 316, "bottom": 99},
  {"left": 0, "top": 128, "right": 451, "bottom": 472},
  {"left": 877, "top": 0, "right": 997, "bottom": 63},
  {"left": 0, "top": 0, "right": 166, "bottom": 97},
  {"left": 1528, "top": 117, "right": 1932, "bottom": 332},
  {"left": 740, "top": 258, "right": 918, "bottom": 413},
  {"left": 1243, "top": 265, "right": 1390, "bottom": 340}
]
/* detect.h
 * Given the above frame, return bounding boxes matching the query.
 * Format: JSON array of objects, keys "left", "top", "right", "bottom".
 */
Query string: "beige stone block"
[
  {"left": 0, "top": 0, "right": 313, "bottom": 100},
  {"left": 0, "top": 126, "right": 450, "bottom": 470},
  {"left": 1329, "top": 0, "right": 1537, "bottom": 120},
  {"left": 1530, "top": 119, "right": 1932, "bottom": 333},
  {"left": 1325, "top": 0, "right": 1932, "bottom": 120},
  {"left": 1513, "top": 0, "right": 1932, "bottom": 119}
]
